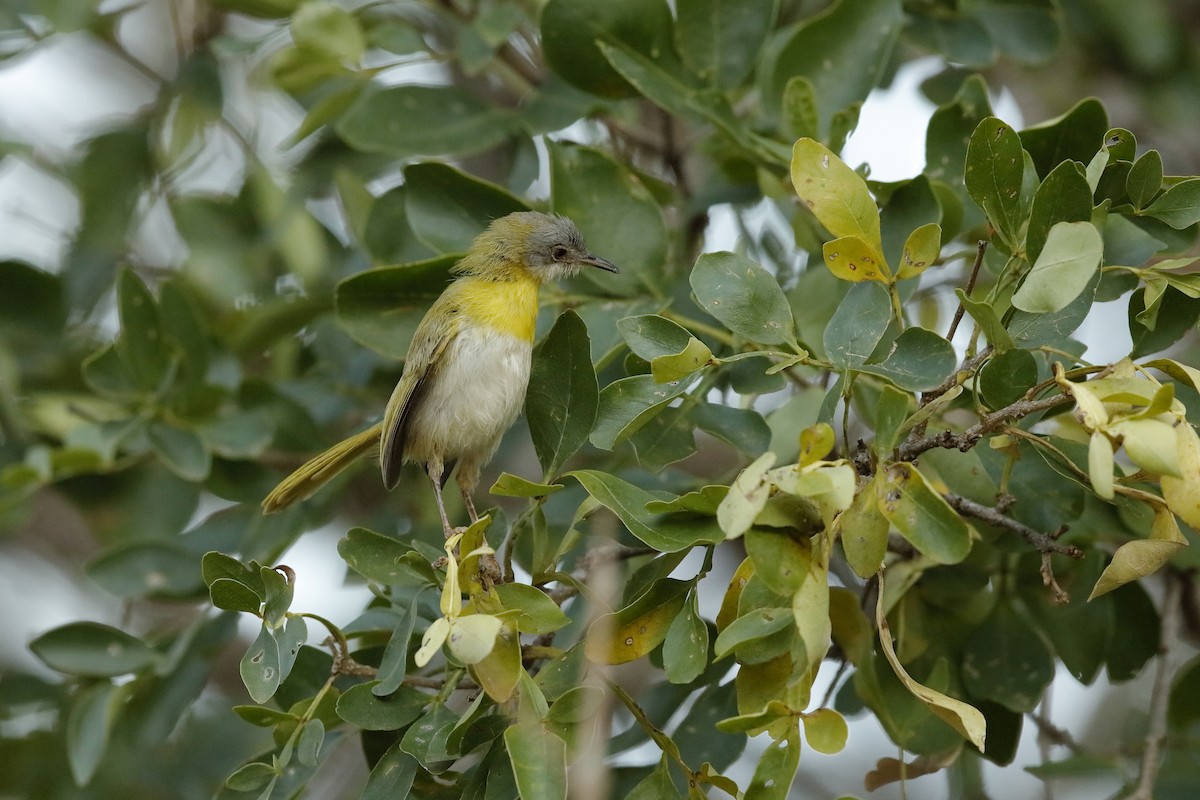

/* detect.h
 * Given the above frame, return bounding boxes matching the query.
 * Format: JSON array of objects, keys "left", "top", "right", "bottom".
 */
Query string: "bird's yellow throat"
[{"left": 453, "top": 275, "right": 540, "bottom": 343}]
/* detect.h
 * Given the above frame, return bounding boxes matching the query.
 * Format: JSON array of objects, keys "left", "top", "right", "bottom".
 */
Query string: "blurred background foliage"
[{"left": 1, "top": 0, "right": 1200, "bottom": 798}]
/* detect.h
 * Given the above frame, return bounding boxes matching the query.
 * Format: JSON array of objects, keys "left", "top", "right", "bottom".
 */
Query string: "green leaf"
[
  {"left": 360, "top": 745, "right": 419, "bottom": 800},
  {"left": 1019, "top": 98, "right": 1109, "bottom": 179},
  {"left": 505, "top": 721, "right": 568, "bottom": 800},
  {"left": 402, "top": 162, "right": 530, "bottom": 254},
  {"left": 489, "top": 472, "right": 564, "bottom": 498},
  {"left": 823, "top": 282, "right": 892, "bottom": 369},
  {"left": 973, "top": 0, "right": 1061, "bottom": 64},
  {"left": 802, "top": 708, "right": 849, "bottom": 754},
  {"left": 745, "top": 528, "right": 811, "bottom": 595},
  {"left": 675, "top": 0, "right": 775, "bottom": 89},
  {"left": 335, "top": 256, "right": 456, "bottom": 359},
  {"left": 745, "top": 721, "right": 801, "bottom": 800},
  {"left": 591, "top": 373, "right": 698, "bottom": 450},
  {"left": 791, "top": 138, "right": 883, "bottom": 255},
  {"left": 859, "top": 327, "right": 957, "bottom": 392},
  {"left": 714, "top": 607, "right": 792, "bottom": 660},
  {"left": 224, "top": 761, "right": 277, "bottom": 792},
  {"left": 962, "top": 602, "right": 1055, "bottom": 713},
  {"left": 586, "top": 578, "right": 690, "bottom": 664},
  {"left": 208, "top": 578, "right": 262, "bottom": 614},
  {"left": 539, "top": 0, "right": 675, "bottom": 98},
  {"left": 374, "top": 593, "right": 424, "bottom": 697},
  {"left": 147, "top": 421, "right": 210, "bottom": 481},
  {"left": 549, "top": 141, "right": 667, "bottom": 296},
  {"left": 597, "top": 40, "right": 755, "bottom": 156},
  {"left": 835, "top": 477, "right": 890, "bottom": 579},
  {"left": 66, "top": 682, "right": 123, "bottom": 786},
  {"left": 290, "top": 1, "right": 365, "bottom": 63},
  {"left": 336, "top": 85, "right": 516, "bottom": 158},
  {"left": 782, "top": 76, "right": 819, "bottom": 141},
  {"left": 965, "top": 117, "right": 1024, "bottom": 248},
  {"left": 618, "top": 315, "right": 693, "bottom": 360},
  {"left": 1143, "top": 178, "right": 1200, "bottom": 229},
  {"left": 663, "top": 591, "right": 709, "bottom": 684},
  {"left": 495, "top": 583, "right": 571, "bottom": 635},
  {"left": 337, "top": 527, "right": 437, "bottom": 586},
  {"left": 337, "top": 683, "right": 429, "bottom": 731},
  {"left": 716, "top": 452, "right": 776, "bottom": 540},
  {"left": 116, "top": 267, "right": 169, "bottom": 392},
  {"left": 764, "top": 0, "right": 904, "bottom": 135},
  {"left": 1127, "top": 149, "right": 1163, "bottom": 209},
  {"left": 1025, "top": 160, "right": 1093, "bottom": 264},
  {"left": 363, "top": 185, "right": 437, "bottom": 265},
  {"left": 690, "top": 251, "right": 796, "bottom": 344},
  {"left": 239, "top": 625, "right": 280, "bottom": 703},
  {"left": 1008, "top": 270, "right": 1098, "bottom": 347},
  {"left": 569, "top": 470, "right": 724, "bottom": 552},
  {"left": 1011, "top": 221, "right": 1103, "bottom": 313},
  {"left": 86, "top": 539, "right": 202, "bottom": 599},
  {"left": 978, "top": 348, "right": 1038, "bottom": 410},
  {"left": 1168, "top": 655, "right": 1200, "bottom": 731},
  {"left": 526, "top": 310, "right": 599, "bottom": 478},
  {"left": 651, "top": 337, "right": 713, "bottom": 383},
  {"left": 30, "top": 622, "right": 157, "bottom": 677},
  {"left": 925, "top": 75, "right": 994, "bottom": 191},
  {"left": 693, "top": 403, "right": 771, "bottom": 458},
  {"left": 296, "top": 719, "right": 325, "bottom": 767},
  {"left": 955, "top": 288, "right": 1014, "bottom": 352},
  {"left": 628, "top": 758, "right": 684, "bottom": 800},
  {"left": 876, "top": 462, "right": 971, "bottom": 564}
]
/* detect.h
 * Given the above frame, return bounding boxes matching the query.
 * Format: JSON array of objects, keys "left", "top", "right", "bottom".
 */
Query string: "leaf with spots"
[
  {"left": 690, "top": 251, "right": 796, "bottom": 345},
  {"left": 585, "top": 577, "right": 690, "bottom": 664},
  {"left": 822, "top": 234, "right": 889, "bottom": 282},
  {"left": 791, "top": 138, "right": 884, "bottom": 261},
  {"left": 965, "top": 117, "right": 1025, "bottom": 250}
]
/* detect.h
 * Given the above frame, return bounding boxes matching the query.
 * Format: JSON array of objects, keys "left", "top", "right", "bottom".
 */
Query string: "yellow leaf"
[
  {"left": 791, "top": 138, "right": 883, "bottom": 255},
  {"left": 414, "top": 616, "right": 450, "bottom": 668},
  {"left": 470, "top": 621, "right": 522, "bottom": 701},
  {"left": 1088, "top": 431, "right": 1115, "bottom": 500},
  {"left": 1162, "top": 423, "right": 1200, "bottom": 529},
  {"left": 446, "top": 614, "right": 502, "bottom": 665},
  {"left": 876, "top": 575, "right": 986, "bottom": 750},
  {"left": 896, "top": 222, "right": 942, "bottom": 280},
  {"left": 1089, "top": 506, "right": 1186, "bottom": 600},
  {"left": 822, "top": 235, "right": 889, "bottom": 282},
  {"left": 717, "top": 452, "right": 776, "bottom": 539},
  {"left": 792, "top": 565, "right": 830, "bottom": 676}
]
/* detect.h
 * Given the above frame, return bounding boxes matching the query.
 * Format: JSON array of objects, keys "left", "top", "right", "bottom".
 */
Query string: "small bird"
[{"left": 262, "top": 211, "right": 618, "bottom": 536}]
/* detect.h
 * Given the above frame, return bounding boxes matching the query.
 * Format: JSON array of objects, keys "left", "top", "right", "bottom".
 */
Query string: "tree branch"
[
  {"left": 945, "top": 239, "right": 988, "bottom": 342},
  {"left": 943, "top": 493, "right": 1083, "bottom": 561},
  {"left": 1124, "top": 573, "right": 1183, "bottom": 800},
  {"left": 897, "top": 393, "right": 1072, "bottom": 462}
]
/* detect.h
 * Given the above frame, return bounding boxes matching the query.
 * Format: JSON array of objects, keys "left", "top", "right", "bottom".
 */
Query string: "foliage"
[{"left": 2, "top": 1, "right": 1200, "bottom": 799}]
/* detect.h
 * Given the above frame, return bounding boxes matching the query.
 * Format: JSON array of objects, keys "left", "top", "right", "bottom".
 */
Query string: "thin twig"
[
  {"left": 1124, "top": 573, "right": 1183, "bottom": 800},
  {"left": 921, "top": 347, "right": 993, "bottom": 406},
  {"left": 945, "top": 240, "right": 988, "bottom": 342},
  {"left": 897, "top": 393, "right": 1072, "bottom": 462},
  {"left": 1028, "top": 707, "right": 1085, "bottom": 756},
  {"left": 943, "top": 493, "right": 1083, "bottom": 560}
]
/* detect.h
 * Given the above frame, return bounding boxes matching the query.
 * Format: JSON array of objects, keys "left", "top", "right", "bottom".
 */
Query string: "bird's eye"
[{"left": 552, "top": 246, "right": 568, "bottom": 261}]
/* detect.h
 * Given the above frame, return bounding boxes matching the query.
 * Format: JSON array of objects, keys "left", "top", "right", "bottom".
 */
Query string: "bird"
[{"left": 261, "top": 211, "right": 619, "bottom": 537}]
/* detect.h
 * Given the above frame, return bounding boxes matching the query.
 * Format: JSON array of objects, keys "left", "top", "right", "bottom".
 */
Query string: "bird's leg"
[
  {"left": 457, "top": 458, "right": 500, "bottom": 588},
  {"left": 426, "top": 461, "right": 455, "bottom": 539},
  {"left": 457, "top": 460, "right": 481, "bottom": 524}
]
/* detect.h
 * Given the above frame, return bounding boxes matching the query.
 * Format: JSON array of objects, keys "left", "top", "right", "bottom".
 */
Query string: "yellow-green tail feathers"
[{"left": 261, "top": 423, "right": 382, "bottom": 513}]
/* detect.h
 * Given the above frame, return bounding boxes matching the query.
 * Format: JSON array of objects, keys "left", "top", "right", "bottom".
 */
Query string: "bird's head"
[{"left": 454, "top": 211, "right": 619, "bottom": 282}]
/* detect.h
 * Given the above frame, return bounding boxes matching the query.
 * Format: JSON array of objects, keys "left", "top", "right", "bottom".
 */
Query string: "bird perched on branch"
[{"left": 262, "top": 211, "right": 618, "bottom": 536}]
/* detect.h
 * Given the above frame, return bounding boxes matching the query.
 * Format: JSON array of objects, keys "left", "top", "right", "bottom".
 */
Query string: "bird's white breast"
[{"left": 406, "top": 326, "right": 533, "bottom": 464}]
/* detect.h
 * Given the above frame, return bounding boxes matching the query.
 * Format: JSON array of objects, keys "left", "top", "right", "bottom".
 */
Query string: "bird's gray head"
[
  {"left": 458, "top": 211, "right": 619, "bottom": 282},
  {"left": 520, "top": 212, "right": 620, "bottom": 281}
]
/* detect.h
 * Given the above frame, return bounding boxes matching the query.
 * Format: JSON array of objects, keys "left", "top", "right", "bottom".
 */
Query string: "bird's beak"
[{"left": 580, "top": 254, "right": 619, "bottom": 273}]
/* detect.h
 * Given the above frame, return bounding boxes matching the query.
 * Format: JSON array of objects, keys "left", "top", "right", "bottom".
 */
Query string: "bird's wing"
[{"left": 379, "top": 293, "right": 462, "bottom": 489}]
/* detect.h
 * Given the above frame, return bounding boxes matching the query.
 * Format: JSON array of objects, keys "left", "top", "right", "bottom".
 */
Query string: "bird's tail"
[{"left": 261, "top": 422, "right": 383, "bottom": 513}]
